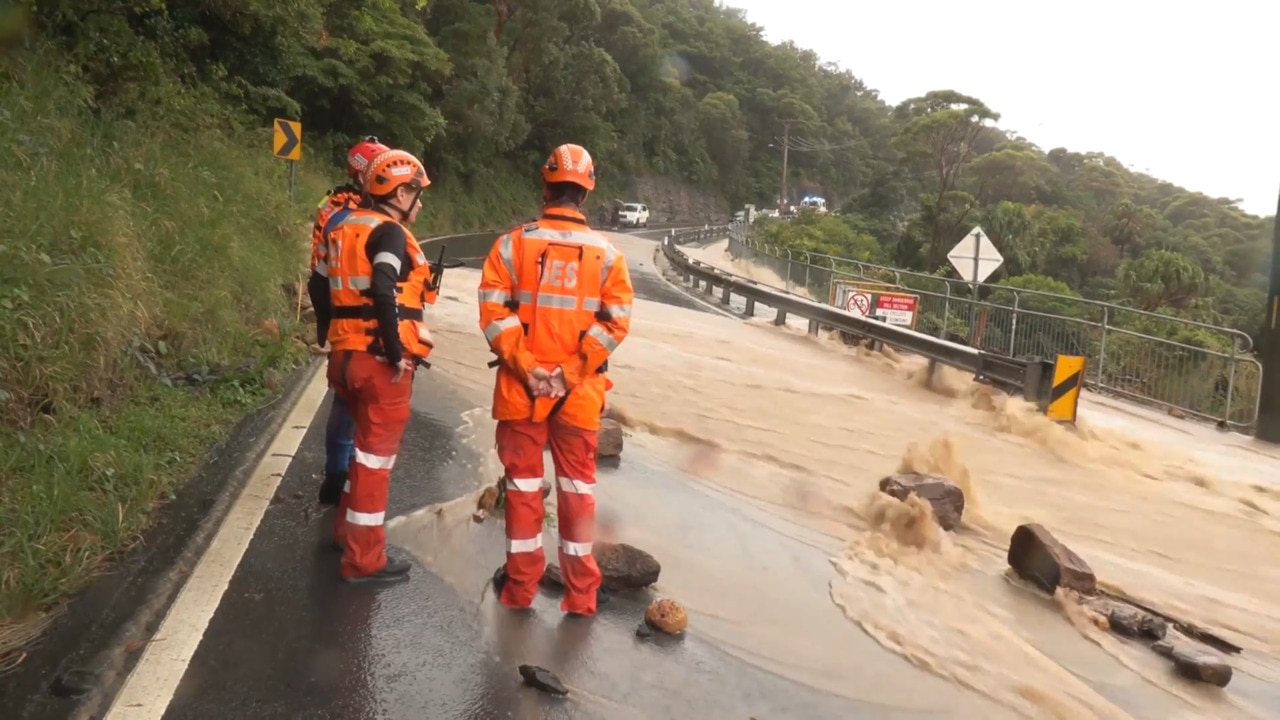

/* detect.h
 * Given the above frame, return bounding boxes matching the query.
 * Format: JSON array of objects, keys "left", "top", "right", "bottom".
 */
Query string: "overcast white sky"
[{"left": 726, "top": 0, "right": 1280, "bottom": 217}]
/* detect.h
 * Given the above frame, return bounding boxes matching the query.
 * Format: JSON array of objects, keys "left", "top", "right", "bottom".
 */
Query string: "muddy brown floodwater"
[{"left": 393, "top": 232, "right": 1280, "bottom": 719}]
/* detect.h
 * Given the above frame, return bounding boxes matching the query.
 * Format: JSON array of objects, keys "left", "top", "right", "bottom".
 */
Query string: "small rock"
[
  {"left": 50, "top": 668, "right": 98, "bottom": 698},
  {"left": 1084, "top": 598, "right": 1167, "bottom": 640},
  {"left": 1006, "top": 523, "right": 1097, "bottom": 595},
  {"left": 1151, "top": 640, "right": 1233, "bottom": 687},
  {"left": 594, "top": 541, "right": 661, "bottom": 591},
  {"left": 635, "top": 621, "right": 654, "bottom": 638},
  {"left": 518, "top": 664, "right": 568, "bottom": 695},
  {"left": 476, "top": 484, "right": 499, "bottom": 513},
  {"left": 878, "top": 473, "right": 965, "bottom": 531},
  {"left": 645, "top": 598, "right": 688, "bottom": 635},
  {"left": 598, "top": 418, "right": 624, "bottom": 458}
]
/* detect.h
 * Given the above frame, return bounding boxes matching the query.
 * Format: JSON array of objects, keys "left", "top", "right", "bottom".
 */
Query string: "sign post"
[
  {"left": 272, "top": 118, "right": 303, "bottom": 203},
  {"left": 1256, "top": 185, "right": 1280, "bottom": 442},
  {"left": 946, "top": 225, "right": 1004, "bottom": 345}
]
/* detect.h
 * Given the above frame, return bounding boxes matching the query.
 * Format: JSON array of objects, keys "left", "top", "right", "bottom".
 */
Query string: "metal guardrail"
[
  {"left": 723, "top": 221, "right": 1263, "bottom": 429},
  {"left": 660, "top": 227, "right": 1058, "bottom": 406}
]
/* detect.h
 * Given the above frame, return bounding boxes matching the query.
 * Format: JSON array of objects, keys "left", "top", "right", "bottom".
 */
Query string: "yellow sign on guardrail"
[{"left": 1046, "top": 354, "right": 1086, "bottom": 423}]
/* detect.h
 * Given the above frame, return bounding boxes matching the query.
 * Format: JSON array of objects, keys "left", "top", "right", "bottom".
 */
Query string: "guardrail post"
[
  {"left": 1022, "top": 355, "right": 1050, "bottom": 411},
  {"left": 720, "top": 284, "right": 732, "bottom": 305},
  {"left": 744, "top": 298, "right": 755, "bottom": 316},
  {"left": 774, "top": 310, "right": 788, "bottom": 326},
  {"left": 807, "top": 319, "right": 819, "bottom": 336}
]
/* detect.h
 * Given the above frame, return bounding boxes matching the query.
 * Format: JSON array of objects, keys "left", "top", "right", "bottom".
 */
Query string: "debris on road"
[
  {"left": 645, "top": 599, "right": 688, "bottom": 635},
  {"left": 594, "top": 541, "right": 661, "bottom": 591},
  {"left": 518, "top": 664, "right": 569, "bottom": 695},
  {"left": 1006, "top": 521, "right": 1238, "bottom": 686},
  {"left": 1006, "top": 523, "right": 1097, "bottom": 594},
  {"left": 598, "top": 417, "right": 624, "bottom": 457},
  {"left": 1152, "top": 639, "right": 1233, "bottom": 687},
  {"left": 540, "top": 563, "right": 564, "bottom": 590},
  {"left": 473, "top": 482, "right": 500, "bottom": 523},
  {"left": 1082, "top": 597, "right": 1167, "bottom": 640},
  {"left": 878, "top": 473, "right": 965, "bottom": 531}
]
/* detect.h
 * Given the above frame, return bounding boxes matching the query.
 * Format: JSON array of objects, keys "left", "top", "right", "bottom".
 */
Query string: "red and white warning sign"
[
  {"left": 873, "top": 293, "right": 919, "bottom": 327},
  {"left": 845, "top": 291, "right": 872, "bottom": 317}
]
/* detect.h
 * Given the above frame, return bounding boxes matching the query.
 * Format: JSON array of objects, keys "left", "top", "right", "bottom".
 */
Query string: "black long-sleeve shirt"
[{"left": 309, "top": 220, "right": 410, "bottom": 364}]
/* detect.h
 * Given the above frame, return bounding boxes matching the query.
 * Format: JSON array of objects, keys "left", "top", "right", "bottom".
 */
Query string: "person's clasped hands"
[{"left": 527, "top": 366, "right": 566, "bottom": 398}]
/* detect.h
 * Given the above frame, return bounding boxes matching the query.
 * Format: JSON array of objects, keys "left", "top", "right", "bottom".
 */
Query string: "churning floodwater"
[{"left": 386, "top": 231, "right": 1280, "bottom": 719}]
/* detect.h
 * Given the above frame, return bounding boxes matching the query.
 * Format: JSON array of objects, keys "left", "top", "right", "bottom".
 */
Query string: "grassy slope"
[{"left": 0, "top": 49, "right": 330, "bottom": 660}]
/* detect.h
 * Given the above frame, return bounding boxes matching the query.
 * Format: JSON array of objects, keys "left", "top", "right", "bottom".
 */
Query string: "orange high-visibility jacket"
[
  {"left": 478, "top": 209, "right": 634, "bottom": 431},
  {"left": 326, "top": 209, "right": 437, "bottom": 361},
  {"left": 310, "top": 186, "right": 362, "bottom": 275}
]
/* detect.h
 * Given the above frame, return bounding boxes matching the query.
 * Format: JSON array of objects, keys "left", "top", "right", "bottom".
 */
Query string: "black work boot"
[
  {"left": 318, "top": 470, "right": 347, "bottom": 506},
  {"left": 492, "top": 566, "right": 509, "bottom": 594},
  {"left": 343, "top": 554, "right": 412, "bottom": 584}
]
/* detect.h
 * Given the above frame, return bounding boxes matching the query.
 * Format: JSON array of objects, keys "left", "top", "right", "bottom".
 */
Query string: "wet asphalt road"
[{"left": 156, "top": 233, "right": 904, "bottom": 720}]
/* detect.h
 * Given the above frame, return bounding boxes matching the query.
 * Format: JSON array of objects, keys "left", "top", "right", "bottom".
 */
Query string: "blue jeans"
[{"left": 325, "top": 393, "right": 356, "bottom": 475}]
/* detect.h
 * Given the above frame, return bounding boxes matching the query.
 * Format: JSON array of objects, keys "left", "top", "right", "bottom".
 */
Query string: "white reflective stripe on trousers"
[
  {"left": 506, "top": 476, "right": 542, "bottom": 493},
  {"left": 560, "top": 539, "right": 593, "bottom": 556},
  {"left": 556, "top": 476, "right": 594, "bottom": 495},
  {"left": 355, "top": 448, "right": 396, "bottom": 470},
  {"left": 346, "top": 508, "right": 385, "bottom": 526},
  {"left": 507, "top": 535, "right": 544, "bottom": 553}
]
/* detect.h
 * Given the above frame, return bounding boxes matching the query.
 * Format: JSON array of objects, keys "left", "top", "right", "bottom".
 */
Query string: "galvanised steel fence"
[{"left": 723, "top": 222, "right": 1261, "bottom": 428}]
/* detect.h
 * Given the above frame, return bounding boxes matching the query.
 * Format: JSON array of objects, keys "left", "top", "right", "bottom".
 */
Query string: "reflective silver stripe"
[
  {"left": 556, "top": 476, "right": 594, "bottom": 495},
  {"left": 507, "top": 536, "right": 543, "bottom": 553},
  {"left": 315, "top": 261, "right": 329, "bottom": 278},
  {"left": 605, "top": 303, "right": 631, "bottom": 318},
  {"left": 355, "top": 448, "right": 396, "bottom": 470},
  {"left": 602, "top": 245, "right": 621, "bottom": 276},
  {"left": 335, "top": 215, "right": 383, "bottom": 229},
  {"left": 479, "top": 289, "right": 511, "bottom": 305},
  {"left": 560, "top": 539, "right": 592, "bottom": 556},
  {"left": 373, "top": 251, "right": 402, "bottom": 274},
  {"left": 516, "top": 290, "right": 600, "bottom": 312},
  {"left": 330, "top": 276, "right": 372, "bottom": 291},
  {"left": 506, "top": 476, "right": 542, "bottom": 493},
  {"left": 523, "top": 228, "right": 611, "bottom": 251},
  {"left": 343, "top": 480, "right": 351, "bottom": 493},
  {"left": 484, "top": 315, "right": 522, "bottom": 343},
  {"left": 414, "top": 252, "right": 427, "bottom": 265},
  {"left": 586, "top": 325, "right": 619, "bottom": 353},
  {"left": 346, "top": 508, "right": 385, "bottom": 526},
  {"left": 496, "top": 233, "right": 516, "bottom": 282}
]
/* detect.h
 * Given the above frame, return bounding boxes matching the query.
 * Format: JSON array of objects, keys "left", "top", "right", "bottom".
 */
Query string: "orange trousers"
[
  {"left": 496, "top": 417, "right": 601, "bottom": 615},
  {"left": 328, "top": 351, "right": 413, "bottom": 579}
]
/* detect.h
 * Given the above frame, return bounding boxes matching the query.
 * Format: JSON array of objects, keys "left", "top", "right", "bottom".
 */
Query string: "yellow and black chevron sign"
[{"left": 1046, "top": 355, "right": 1087, "bottom": 423}]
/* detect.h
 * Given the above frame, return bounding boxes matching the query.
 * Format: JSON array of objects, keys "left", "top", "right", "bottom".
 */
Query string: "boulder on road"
[
  {"left": 598, "top": 418, "right": 624, "bottom": 458},
  {"left": 1152, "top": 639, "right": 1233, "bottom": 687},
  {"left": 878, "top": 473, "right": 965, "bottom": 531},
  {"left": 594, "top": 541, "right": 660, "bottom": 591},
  {"left": 1007, "top": 523, "right": 1097, "bottom": 595}
]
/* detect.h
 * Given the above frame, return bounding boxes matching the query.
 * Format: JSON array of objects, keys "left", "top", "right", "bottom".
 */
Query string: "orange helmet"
[
  {"left": 361, "top": 149, "right": 430, "bottom": 198},
  {"left": 541, "top": 143, "right": 596, "bottom": 191}
]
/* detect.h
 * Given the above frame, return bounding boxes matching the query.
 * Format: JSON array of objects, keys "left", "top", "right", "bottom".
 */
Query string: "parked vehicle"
[{"left": 617, "top": 202, "right": 650, "bottom": 228}]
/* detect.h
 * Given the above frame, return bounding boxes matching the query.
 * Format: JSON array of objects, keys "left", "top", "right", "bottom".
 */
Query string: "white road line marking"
[{"left": 104, "top": 364, "right": 330, "bottom": 720}]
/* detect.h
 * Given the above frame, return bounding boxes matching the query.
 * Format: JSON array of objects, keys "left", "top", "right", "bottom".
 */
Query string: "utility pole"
[
  {"left": 779, "top": 119, "right": 795, "bottom": 212},
  {"left": 1255, "top": 184, "right": 1280, "bottom": 442}
]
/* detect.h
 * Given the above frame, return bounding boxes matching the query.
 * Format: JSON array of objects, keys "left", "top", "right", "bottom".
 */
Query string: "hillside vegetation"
[{"left": 1, "top": 0, "right": 1270, "bottom": 663}]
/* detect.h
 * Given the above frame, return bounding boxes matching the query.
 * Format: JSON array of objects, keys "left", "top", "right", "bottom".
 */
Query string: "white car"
[{"left": 618, "top": 202, "right": 649, "bottom": 228}]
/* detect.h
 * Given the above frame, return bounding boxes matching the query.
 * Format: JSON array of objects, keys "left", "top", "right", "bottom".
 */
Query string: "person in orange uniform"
[
  {"left": 324, "top": 148, "right": 436, "bottom": 583},
  {"left": 478, "top": 143, "right": 635, "bottom": 616},
  {"left": 308, "top": 136, "right": 389, "bottom": 507}
]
